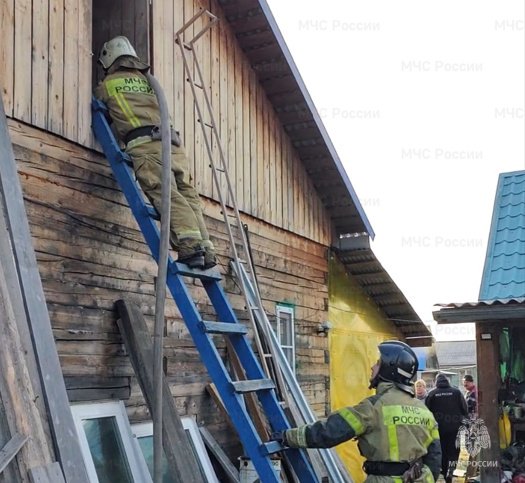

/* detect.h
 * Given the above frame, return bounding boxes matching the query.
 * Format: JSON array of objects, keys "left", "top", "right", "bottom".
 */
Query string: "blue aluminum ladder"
[{"left": 91, "top": 99, "right": 319, "bottom": 483}]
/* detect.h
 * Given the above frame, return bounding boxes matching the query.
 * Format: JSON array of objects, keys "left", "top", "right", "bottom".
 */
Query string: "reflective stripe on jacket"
[
  {"left": 285, "top": 382, "right": 440, "bottom": 479},
  {"left": 95, "top": 65, "right": 161, "bottom": 143}
]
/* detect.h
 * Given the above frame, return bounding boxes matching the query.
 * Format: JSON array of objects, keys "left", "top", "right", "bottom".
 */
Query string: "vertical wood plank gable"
[
  {"left": 163, "top": 0, "right": 175, "bottom": 125},
  {"left": 193, "top": 2, "right": 208, "bottom": 195},
  {"left": 218, "top": 16, "right": 228, "bottom": 204},
  {"left": 268, "top": 110, "right": 276, "bottom": 225},
  {"left": 183, "top": 0, "right": 195, "bottom": 180},
  {"left": 208, "top": 0, "right": 220, "bottom": 201},
  {"left": 262, "top": 100, "right": 270, "bottom": 220},
  {"left": 248, "top": 70, "right": 258, "bottom": 216},
  {"left": 281, "top": 129, "right": 288, "bottom": 229},
  {"left": 63, "top": 0, "right": 79, "bottom": 140},
  {"left": 32, "top": 0, "right": 49, "bottom": 127},
  {"left": 134, "top": 0, "right": 150, "bottom": 63},
  {"left": 226, "top": 26, "right": 235, "bottom": 207},
  {"left": 256, "top": 86, "right": 264, "bottom": 217},
  {"left": 151, "top": 0, "right": 164, "bottom": 79},
  {"left": 14, "top": 0, "right": 32, "bottom": 121},
  {"left": 286, "top": 140, "right": 294, "bottom": 231},
  {"left": 48, "top": 0, "right": 64, "bottom": 134},
  {"left": 77, "top": 0, "right": 92, "bottom": 147},
  {"left": 0, "top": 0, "right": 14, "bottom": 115},
  {"left": 274, "top": 117, "right": 282, "bottom": 228},
  {"left": 173, "top": 0, "right": 185, "bottom": 135},
  {"left": 242, "top": 59, "right": 251, "bottom": 214},
  {"left": 234, "top": 43, "right": 244, "bottom": 209}
]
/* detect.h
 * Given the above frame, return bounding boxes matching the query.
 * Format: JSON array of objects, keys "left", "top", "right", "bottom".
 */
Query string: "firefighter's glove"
[
  {"left": 402, "top": 460, "right": 423, "bottom": 483},
  {"left": 270, "top": 431, "right": 288, "bottom": 448},
  {"left": 170, "top": 128, "right": 181, "bottom": 147}
]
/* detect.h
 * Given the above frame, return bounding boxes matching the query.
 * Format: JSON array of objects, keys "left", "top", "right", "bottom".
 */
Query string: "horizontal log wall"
[
  {"left": 10, "top": 120, "right": 330, "bottom": 454},
  {"left": 0, "top": 0, "right": 332, "bottom": 244}
]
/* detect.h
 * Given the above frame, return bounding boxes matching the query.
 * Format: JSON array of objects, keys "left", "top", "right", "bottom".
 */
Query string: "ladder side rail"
[
  {"left": 202, "top": 280, "right": 319, "bottom": 483},
  {"left": 92, "top": 100, "right": 165, "bottom": 264},
  {"left": 92, "top": 100, "right": 283, "bottom": 483},
  {"left": 163, "top": 272, "right": 281, "bottom": 483},
  {"left": 189, "top": 46, "right": 264, "bottom": 303},
  {"left": 176, "top": 35, "right": 271, "bottom": 378},
  {"left": 173, "top": 17, "right": 320, "bottom": 483},
  {"left": 236, "top": 264, "right": 352, "bottom": 483}
]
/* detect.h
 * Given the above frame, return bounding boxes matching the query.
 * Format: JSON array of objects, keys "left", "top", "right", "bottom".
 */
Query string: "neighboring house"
[
  {"left": 434, "top": 170, "right": 525, "bottom": 483},
  {"left": 0, "top": 0, "right": 430, "bottom": 481},
  {"left": 435, "top": 340, "right": 477, "bottom": 387}
]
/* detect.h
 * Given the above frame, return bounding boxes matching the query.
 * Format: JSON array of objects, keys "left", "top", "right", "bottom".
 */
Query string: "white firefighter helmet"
[{"left": 98, "top": 36, "right": 139, "bottom": 70}]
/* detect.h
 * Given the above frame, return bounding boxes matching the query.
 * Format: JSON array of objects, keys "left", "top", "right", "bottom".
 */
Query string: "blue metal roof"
[{"left": 479, "top": 170, "right": 525, "bottom": 300}]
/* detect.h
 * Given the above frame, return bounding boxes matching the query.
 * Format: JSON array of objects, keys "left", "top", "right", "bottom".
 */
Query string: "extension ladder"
[
  {"left": 91, "top": 99, "right": 318, "bottom": 483},
  {"left": 175, "top": 11, "right": 350, "bottom": 482}
]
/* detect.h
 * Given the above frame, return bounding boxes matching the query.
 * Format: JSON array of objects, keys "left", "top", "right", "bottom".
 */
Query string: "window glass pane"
[
  {"left": 280, "top": 312, "right": 292, "bottom": 345},
  {"left": 83, "top": 417, "right": 133, "bottom": 483},
  {"left": 284, "top": 347, "right": 294, "bottom": 369},
  {"left": 270, "top": 317, "right": 278, "bottom": 336},
  {"left": 137, "top": 435, "right": 175, "bottom": 483}
]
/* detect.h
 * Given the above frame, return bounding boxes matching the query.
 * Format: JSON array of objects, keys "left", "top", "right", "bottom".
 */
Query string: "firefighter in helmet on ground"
[
  {"left": 95, "top": 36, "right": 216, "bottom": 269},
  {"left": 273, "top": 341, "right": 442, "bottom": 482}
]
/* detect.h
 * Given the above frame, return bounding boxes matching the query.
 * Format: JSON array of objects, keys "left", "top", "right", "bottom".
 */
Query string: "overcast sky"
[{"left": 265, "top": 0, "right": 525, "bottom": 341}]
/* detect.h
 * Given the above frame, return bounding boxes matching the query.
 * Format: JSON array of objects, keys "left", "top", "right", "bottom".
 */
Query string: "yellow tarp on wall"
[{"left": 328, "top": 255, "right": 402, "bottom": 482}]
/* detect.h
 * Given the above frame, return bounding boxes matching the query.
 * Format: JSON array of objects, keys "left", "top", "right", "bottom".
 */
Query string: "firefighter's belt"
[
  {"left": 124, "top": 125, "right": 156, "bottom": 145},
  {"left": 363, "top": 460, "right": 411, "bottom": 476},
  {"left": 125, "top": 125, "right": 181, "bottom": 147}
]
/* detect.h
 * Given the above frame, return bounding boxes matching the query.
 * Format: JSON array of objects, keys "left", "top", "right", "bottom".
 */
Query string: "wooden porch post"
[{"left": 476, "top": 322, "right": 501, "bottom": 483}]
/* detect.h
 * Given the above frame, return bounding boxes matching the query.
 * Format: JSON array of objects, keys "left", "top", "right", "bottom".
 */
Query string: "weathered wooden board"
[
  {"left": 0, "top": 100, "right": 89, "bottom": 483},
  {"left": 28, "top": 462, "right": 66, "bottom": 483},
  {"left": 116, "top": 299, "right": 206, "bottom": 483}
]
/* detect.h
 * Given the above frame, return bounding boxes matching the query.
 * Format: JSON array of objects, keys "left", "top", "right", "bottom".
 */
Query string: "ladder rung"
[
  {"left": 145, "top": 205, "right": 159, "bottom": 220},
  {"left": 169, "top": 261, "right": 222, "bottom": 281},
  {"left": 231, "top": 379, "right": 275, "bottom": 394},
  {"left": 200, "top": 321, "right": 248, "bottom": 335},
  {"left": 197, "top": 119, "right": 214, "bottom": 129},
  {"left": 262, "top": 353, "right": 273, "bottom": 358},
  {"left": 261, "top": 441, "right": 284, "bottom": 455},
  {"left": 187, "top": 78, "right": 204, "bottom": 89}
]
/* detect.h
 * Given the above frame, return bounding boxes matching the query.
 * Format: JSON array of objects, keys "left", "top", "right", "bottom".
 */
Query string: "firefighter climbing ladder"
[
  {"left": 91, "top": 98, "right": 317, "bottom": 483},
  {"left": 175, "top": 10, "right": 351, "bottom": 483}
]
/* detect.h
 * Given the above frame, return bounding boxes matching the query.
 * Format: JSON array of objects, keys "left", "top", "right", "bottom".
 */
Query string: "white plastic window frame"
[
  {"left": 275, "top": 304, "right": 296, "bottom": 374},
  {"left": 132, "top": 417, "right": 219, "bottom": 483},
  {"left": 70, "top": 400, "right": 152, "bottom": 483}
]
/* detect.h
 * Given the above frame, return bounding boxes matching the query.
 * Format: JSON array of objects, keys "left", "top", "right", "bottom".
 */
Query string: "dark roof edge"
[
  {"left": 433, "top": 300, "right": 525, "bottom": 324},
  {"left": 337, "top": 247, "right": 432, "bottom": 343},
  {"left": 257, "top": 0, "right": 375, "bottom": 239}
]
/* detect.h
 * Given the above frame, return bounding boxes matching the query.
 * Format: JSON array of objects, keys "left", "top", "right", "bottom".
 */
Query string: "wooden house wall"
[
  {"left": 10, "top": 119, "right": 331, "bottom": 454},
  {"left": 0, "top": 0, "right": 332, "bottom": 244}
]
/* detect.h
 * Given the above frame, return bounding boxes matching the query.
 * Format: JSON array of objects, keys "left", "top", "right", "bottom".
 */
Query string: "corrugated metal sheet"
[
  {"left": 435, "top": 297, "right": 525, "bottom": 309},
  {"left": 219, "top": 0, "right": 374, "bottom": 237},
  {"left": 337, "top": 247, "right": 433, "bottom": 344},
  {"left": 480, "top": 171, "right": 525, "bottom": 300}
]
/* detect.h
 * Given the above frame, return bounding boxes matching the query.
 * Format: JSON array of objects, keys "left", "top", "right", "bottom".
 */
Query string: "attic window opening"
[{"left": 91, "top": 0, "right": 151, "bottom": 90}]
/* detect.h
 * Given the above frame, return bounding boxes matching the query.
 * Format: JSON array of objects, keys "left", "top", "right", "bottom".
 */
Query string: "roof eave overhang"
[
  {"left": 221, "top": 0, "right": 375, "bottom": 238},
  {"left": 336, "top": 241, "right": 432, "bottom": 346},
  {"left": 258, "top": 0, "right": 374, "bottom": 237},
  {"left": 433, "top": 304, "right": 525, "bottom": 324}
]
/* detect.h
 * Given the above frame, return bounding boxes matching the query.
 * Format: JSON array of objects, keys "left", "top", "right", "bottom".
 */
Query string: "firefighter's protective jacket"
[
  {"left": 95, "top": 59, "right": 212, "bottom": 246},
  {"left": 95, "top": 61, "right": 161, "bottom": 143},
  {"left": 284, "top": 382, "right": 441, "bottom": 482}
]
